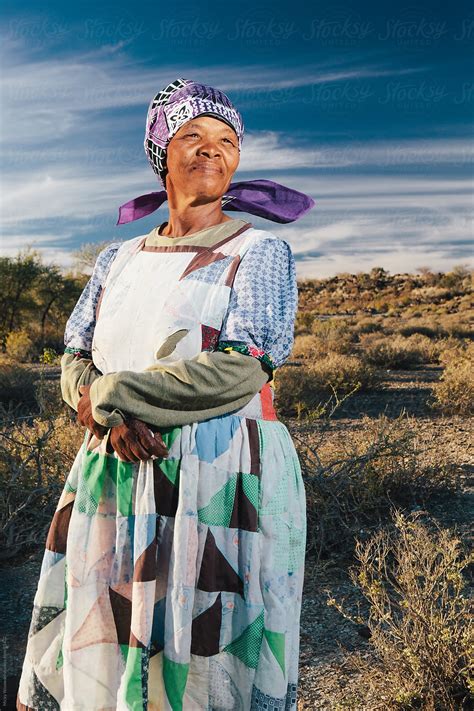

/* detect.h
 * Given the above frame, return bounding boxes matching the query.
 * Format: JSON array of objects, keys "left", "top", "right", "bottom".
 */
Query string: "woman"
[{"left": 17, "top": 78, "right": 315, "bottom": 711}]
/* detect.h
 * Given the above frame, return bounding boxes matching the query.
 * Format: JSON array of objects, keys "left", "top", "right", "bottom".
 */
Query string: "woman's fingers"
[
  {"left": 107, "top": 419, "right": 170, "bottom": 462},
  {"left": 133, "top": 421, "right": 169, "bottom": 458},
  {"left": 115, "top": 435, "right": 134, "bottom": 462},
  {"left": 127, "top": 437, "right": 152, "bottom": 461},
  {"left": 108, "top": 429, "right": 130, "bottom": 461},
  {"left": 152, "top": 432, "right": 169, "bottom": 458},
  {"left": 89, "top": 416, "right": 106, "bottom": 439}
]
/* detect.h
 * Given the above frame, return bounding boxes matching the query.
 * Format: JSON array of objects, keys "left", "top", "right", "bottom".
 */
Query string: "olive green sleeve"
[
  {"left": 88, "top": 349, "right": 271, "bottom": 428},
  {"left": 60, "top": 352, "right": 103, "bottom": 411}
]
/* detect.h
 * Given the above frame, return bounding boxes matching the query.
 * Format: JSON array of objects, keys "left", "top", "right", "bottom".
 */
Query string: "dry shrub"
[
  {"left": 5, "top": 329, "right": 34, "bottom": 362},
  {"left": 361, "top": 333, "right": 438, "bottom": 369},
  {"left": 330, "top": 510, "right": 473, "bottom": 710},
  {"left": 354, "top": 317, "right": 385, "bottom": 335},
  {"left": 437, "top": 314, "right": 474, "bottom": 340},
  {"left": 275, "top": 354, "right": 380, "bottom": 418},
  {"left": 0, "top": 413, "right": 85, "bottom": 562},
  {"left": 290, "top": 334, "right": 327, "bottom": 360},
  {"left": 310, "top": 317, "right": 357, "bottom": 354},
  {"left": 294, "top": 309, "right": 317, "bottom": 334},
  {"left": 0, "top": 363, "right": 38, "bottom": 416},
  {"left": 397, "top": 318, "right": 446, "bottom": 339},
  {"left": 311, "top": 352, "right": 380, "bottom": 393},
  {"left": 411, "top": 286, "right": 453, "bottom": 303},
  {"left": 397, "top": 313, "right": 474, "bottom": 341},
  {"left": 431, "top": 343, "right": 474, "bottom": 416},
  {"left": 312, "top": 316, "right": 354, "bottom": 338},
  {"left": 296, "top": 414, "right": 460, "bottom": 561},
  {"left": 405, "top": 333, "right": 443, "bottom": 363},
  {"left": 274, "top": 364, "right": 331, "bottom": 418}
]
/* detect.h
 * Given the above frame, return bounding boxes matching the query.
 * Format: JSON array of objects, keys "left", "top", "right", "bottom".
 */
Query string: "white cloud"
[{"left": 0, "top": 24, "right": 472, "bottom": 277}]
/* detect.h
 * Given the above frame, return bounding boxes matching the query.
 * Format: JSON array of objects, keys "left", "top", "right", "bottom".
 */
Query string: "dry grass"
[
  {"left": 360, "top": 333, "right": 440, "bottom": 369},
  {"left": 431, "top": 343, "right": 474, "bottom": 416},
  {"left": 292, "top": 414, "right": 462, "bottom": 563},
  {"left": 0, "top": 362, "right": 39, "bottom": 417},
  {"left": 5, "top": 330, "right": 34, "bottom": 362},
  {"left": 328, "top": 510, "right": 473, "bottom": 710},
  {"left": 0, "top": 413, "right": 84, "bottom": 562},
  {"left": 275, "top": 354, "right": 381, "bottom": 418}
]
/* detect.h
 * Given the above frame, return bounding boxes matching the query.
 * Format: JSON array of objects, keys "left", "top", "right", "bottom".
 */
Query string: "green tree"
[{"left": 0, "top": 250, "right": 45, "bottom": 340}]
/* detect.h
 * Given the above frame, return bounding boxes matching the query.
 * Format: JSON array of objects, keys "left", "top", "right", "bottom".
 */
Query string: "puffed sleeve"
[
  {"left": 216, "top": 236, "right": 298, "bottom": 375},
  {"left": 60, "top": 243, "right": 121, "bottom": 410},
  {"left": 64, "top": 243, "right": 121, "bottom": 356}
]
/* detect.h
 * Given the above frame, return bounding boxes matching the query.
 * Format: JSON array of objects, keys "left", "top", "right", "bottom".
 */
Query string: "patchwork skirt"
[{"left": 16, "top": 412, "right": 306, "bottom": 710}]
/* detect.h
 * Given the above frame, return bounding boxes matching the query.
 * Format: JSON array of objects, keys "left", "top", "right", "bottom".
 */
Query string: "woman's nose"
[{"left": 197, "top": 141, "right": 221, "bottom": 158}]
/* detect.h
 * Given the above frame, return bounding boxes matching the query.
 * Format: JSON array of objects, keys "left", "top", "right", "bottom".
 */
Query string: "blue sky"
[{"left": 1, "top": 0, "right": 473, "bottom": 277}]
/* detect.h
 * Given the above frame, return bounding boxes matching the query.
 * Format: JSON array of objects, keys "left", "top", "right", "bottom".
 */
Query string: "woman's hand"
[
  {"left": 77, "top": 385, "right": 108, "bottom": 439},
  {"left": 106, "top": 417, "right": 169, "bottom": 462}
]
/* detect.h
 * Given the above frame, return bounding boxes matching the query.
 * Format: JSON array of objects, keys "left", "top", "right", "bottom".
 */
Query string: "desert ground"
[{"left": 1, "top": 264, "right": 472, "bottom": 709}]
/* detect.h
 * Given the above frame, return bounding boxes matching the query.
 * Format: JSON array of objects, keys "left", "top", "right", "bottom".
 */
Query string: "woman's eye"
[{"left": 223, "top": 138, "right": 234, "bottom": 145}]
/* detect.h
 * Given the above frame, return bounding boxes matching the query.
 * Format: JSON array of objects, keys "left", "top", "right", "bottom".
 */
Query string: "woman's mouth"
[{"left": 192, "top": 164, "right": 222, "bottom": 174}]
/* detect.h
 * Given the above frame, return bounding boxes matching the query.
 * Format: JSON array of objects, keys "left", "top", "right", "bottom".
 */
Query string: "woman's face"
[{"left": 164, "top": 115, "right": 240, "bottom": 200}]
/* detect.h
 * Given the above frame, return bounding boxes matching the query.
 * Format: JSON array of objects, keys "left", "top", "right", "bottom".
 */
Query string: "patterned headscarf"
[
  {"left": 144, "top": 77, "right": 244, "bottom": 187},
  {"left": 117, "top": 78, "right": 315, "bottom": 225}
]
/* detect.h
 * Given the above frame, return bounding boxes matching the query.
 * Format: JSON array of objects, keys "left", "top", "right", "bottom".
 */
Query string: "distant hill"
[{"left": 297, "top": 266, "right": 473, "bottom": 316}]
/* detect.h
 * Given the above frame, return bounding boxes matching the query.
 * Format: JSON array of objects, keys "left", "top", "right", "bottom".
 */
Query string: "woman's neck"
[{"left": 160, "top": 193, "right": 233, "bottom": 237}]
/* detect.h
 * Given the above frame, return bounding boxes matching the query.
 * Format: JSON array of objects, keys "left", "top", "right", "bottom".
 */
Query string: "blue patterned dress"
[{"left": 16, "top": 220, "right": 306, "bottom": 711}]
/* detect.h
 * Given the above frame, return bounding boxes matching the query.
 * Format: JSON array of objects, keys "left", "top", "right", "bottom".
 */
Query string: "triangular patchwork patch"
[
  {"left": 153, "top": 461, "right": 179, "bottom": 516},
  {"left": 197, "top": 475, "right": 238, "bottom": 527},
  {"left": 197, "top": 529, "right": 244, "bottom": 596},
  {"left": 163, "top": 656, "right": 189, "bottom": 711},
  {"left": 229, "top": 472, "right": 259, "bottom": 531},
  {"left": 191, "top": 593, "right": 222, "bottom": 656},
  {"left": 224, "top": 609, "right": 264, "bottom": 669},
  {"left": 264, "top": 628, "right": 286, "bottom": 675}
]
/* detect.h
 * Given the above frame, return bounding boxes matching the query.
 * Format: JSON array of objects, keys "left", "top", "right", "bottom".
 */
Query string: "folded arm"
[
  {"left": 87, "top": 349, "right": 270, "bottom": 428},
  {"left": 61, "top": 235, "right": 297, "bottom": 429}
]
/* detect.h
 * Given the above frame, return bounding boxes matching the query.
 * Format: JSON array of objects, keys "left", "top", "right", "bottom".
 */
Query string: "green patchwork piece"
[
  {"left": 76, "top": 451, "right": 106, "bottom": 515},
  {"left": 224, "top": 609, "right": 264, "bottom": 669},
  {"left": 156, "top": 427, "right": 182, "bottom": 486},
  {"left": 163, "top": 656, "right": 189, "bottom": 711},
  {"left": 272, "top": 518, "right": 290, "bottom": 571},
  {"left": 241, "top": 472, "right": 259, "bottom": 510},
  {"left": 115, "top": 459, "right": 134, "bottom": 516},
  {"left": 288, "top": 523, "right": 306, "bottom": 573},
  {"left": 64, "top": 480, "right": 76, "bottom": 494},
  {"left": 55, "top": 646, "right": 63, "bottom": 670},
  {"left": 160, "top": 426, "right": 182, "bottom": 450},
  {"left": 197, "top": 474, "right": 238, "bottom": 527},
  {"left": 119, "top": 643, "right": 129, "bottom": 663},
  {"left": 123, "top": 646, "right": 144, "bottom": 711},
  {"left": 264, "top": 628, "right": 286, "bottom": 676},
  {"left": 77, "top": 450, "right": 134, "bottom": 517},
  {"left": 158, "top": 457, "right": 181, "bottom": 487},
  {"left": 259, "top": 465, "right": 288, "bottom": 516}
]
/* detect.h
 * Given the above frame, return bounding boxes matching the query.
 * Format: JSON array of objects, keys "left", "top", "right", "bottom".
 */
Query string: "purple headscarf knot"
[{"left": 117, "top": 77, "right": 315, "bottom": 225}]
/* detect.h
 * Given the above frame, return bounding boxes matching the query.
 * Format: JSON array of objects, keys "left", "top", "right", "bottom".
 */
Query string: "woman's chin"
[{"left": 189, "top": 176, "right": 227, "bottom": 199}]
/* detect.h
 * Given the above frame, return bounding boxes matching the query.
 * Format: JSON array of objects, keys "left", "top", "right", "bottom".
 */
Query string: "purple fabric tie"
[{"left": 117, "top": 179, "right": 315, "bottom": 225}]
